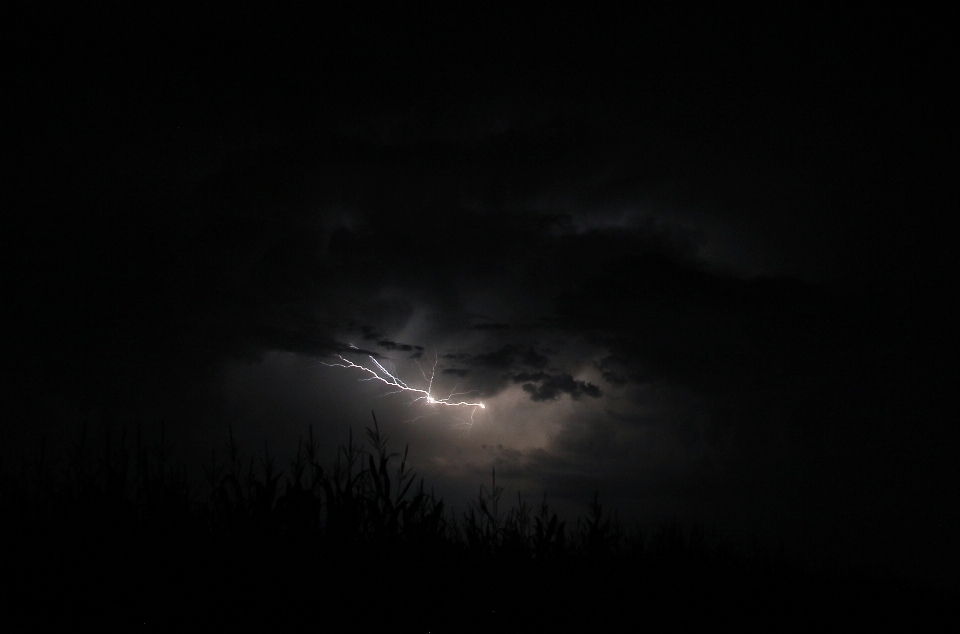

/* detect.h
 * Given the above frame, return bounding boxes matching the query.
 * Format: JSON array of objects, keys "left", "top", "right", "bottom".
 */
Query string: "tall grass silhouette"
[{"left": 1, "top": 412, "right": 952, "bottom": 629}]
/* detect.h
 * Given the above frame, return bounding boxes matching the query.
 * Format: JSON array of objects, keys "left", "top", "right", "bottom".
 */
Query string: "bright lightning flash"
[{"left": 322, "top": 348, "right": 485, "bottom": 420}]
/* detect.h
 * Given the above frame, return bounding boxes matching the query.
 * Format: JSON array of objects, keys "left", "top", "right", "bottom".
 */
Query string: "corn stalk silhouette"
[
  {"left": 200, "top": 412, "right": 450, "bottom": 553},
  {"left": 1, "top": 412, "right": 941, "bottom": 629},
  {"left": 462, "top": 469, "right": 568, "bottom": 560}
]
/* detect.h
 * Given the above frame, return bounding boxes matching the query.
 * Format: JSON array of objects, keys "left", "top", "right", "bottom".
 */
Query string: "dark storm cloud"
[
  {"left": 8, "top": 97, "right": 835, "bottom": 453},
  {"left": 53, "top": 83, "right": 716, "bottom": 395},
  {"left": 511, "top": 372, "right": 602, "bottom": 402},
  {"left": 376, "top": 340, "right": 424, "bottom": 353},
  {"left": 430, "top": 345, "right": 557, "bottom": 402},
  {"left": 593, "top": 356, "right": 629, "bottom": 387},
  {"left": 554, "top": 253, "right": 860, "bottom": 403},
  {"left": 472, "top": 323, "right": 511, "bottom": 331},
  {"left": 359, "top": 325, "right": 382, "bottom": 341},
  {"left": 550, "top": 255, "right": 866, "bottom": 460},
  {"left": 470, "top": 345, "right": 549, "bottom": 371},
  {"left": 7, "top": 52, "right": 932, "bottom": 445}
]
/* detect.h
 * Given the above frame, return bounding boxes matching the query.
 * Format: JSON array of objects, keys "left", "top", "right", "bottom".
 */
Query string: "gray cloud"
[
  {"left": 470, "top": 345, "right": 550, "bottom": 371},
  {"left": 511, "top": 372, "right": 602, "bottom": 402},
  {"left": 376, "top": 340, "right": 424, "bottom": 353},
  {"left": 472, "top": 323, "right": 511, "bottom": 331}
]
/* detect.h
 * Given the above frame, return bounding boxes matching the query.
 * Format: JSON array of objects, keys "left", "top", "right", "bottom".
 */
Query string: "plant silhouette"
[{"left": 0, "top": 412, "right": 952, "bottom": 629}]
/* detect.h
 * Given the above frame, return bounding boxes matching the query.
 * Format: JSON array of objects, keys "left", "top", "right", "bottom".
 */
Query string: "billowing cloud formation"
[
  {"left": 376, "top": 340, "right": 424, "bottom": 353},
  {"left": 470, "top": 345, "right": 550, "bottom": 371},
  {"left": 511, "top": 371, "right": 602, "bottom": 402}
]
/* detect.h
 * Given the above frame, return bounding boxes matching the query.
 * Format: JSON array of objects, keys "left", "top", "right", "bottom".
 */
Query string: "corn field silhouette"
[{"left": 0, "top": 412, "right": 952, "bottom": 630}]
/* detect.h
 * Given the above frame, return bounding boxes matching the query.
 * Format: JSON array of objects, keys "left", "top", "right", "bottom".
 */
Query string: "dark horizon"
[{"left": 3, "top": 4, "right": 956, "bottom": 603}]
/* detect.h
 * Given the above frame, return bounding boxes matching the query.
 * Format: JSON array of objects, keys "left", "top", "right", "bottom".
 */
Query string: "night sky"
[{"left": 4, "top": 6, "right": 956, "bottom": 592}]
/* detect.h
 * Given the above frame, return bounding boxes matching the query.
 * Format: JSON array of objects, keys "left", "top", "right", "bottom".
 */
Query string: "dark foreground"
[{"left": 2, "top": 420, "right": 953, "bottom": 630}]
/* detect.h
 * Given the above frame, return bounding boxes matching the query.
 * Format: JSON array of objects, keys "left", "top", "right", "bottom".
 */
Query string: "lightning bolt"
[{"left": 322, "top": 346, "right": 485, "bottom": 421}]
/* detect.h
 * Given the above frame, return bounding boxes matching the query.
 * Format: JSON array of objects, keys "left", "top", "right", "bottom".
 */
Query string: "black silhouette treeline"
[{"left": 1, "top": 413, "right": 951, "bottom": 629}]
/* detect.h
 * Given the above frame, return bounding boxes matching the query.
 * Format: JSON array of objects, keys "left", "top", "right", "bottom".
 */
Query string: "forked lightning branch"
[{"left": 322, "top": 347, "right": 485, "bottom": 420}]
